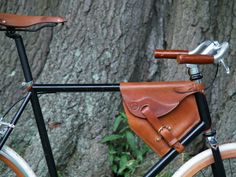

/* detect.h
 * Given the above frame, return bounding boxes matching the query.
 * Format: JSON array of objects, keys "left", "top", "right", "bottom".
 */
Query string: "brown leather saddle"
[{"left": 0, "top": 13, "right": 65, "bottom": 28}]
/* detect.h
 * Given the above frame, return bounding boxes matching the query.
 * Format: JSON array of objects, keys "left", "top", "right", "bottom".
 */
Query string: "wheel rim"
[
  {"left": 184, "top": 149, "right": 236, "bottom": 177},
  {"left": 0, "top": 154, "right": 24, "bottom": 177}
]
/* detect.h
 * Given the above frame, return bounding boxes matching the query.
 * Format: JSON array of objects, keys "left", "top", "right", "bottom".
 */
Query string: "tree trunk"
[{"left": 0, "top": 0, "right": 235, "bottom": 176}]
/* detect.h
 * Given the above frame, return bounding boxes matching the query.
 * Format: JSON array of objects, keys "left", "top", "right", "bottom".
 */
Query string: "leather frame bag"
[{"left": 120, "top": 81, "right": 204, "bottom": 157}]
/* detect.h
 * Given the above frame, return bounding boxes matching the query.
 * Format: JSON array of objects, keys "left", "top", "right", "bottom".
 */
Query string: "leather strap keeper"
[{"left": 120, "top": 81, "right": 204, "bottom": 157}]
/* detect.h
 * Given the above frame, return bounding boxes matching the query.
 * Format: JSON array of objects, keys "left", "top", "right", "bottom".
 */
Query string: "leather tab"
[
  {"left": 174, "top": 83, "right": 204, "bottom": 93},
  {"left": 141, "top": 106, "right": 162, "bottom": 130},
  {"left": 141, "top": 106, "right": 185, "bottom": 153},
  {"left": 173, "top": 142, "right": 185, "bottom": 153}
]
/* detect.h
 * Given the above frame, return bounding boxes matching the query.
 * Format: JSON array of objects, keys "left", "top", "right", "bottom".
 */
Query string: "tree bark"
[{"left": 0, "top": 0, "right": 235, "bottom": 176}]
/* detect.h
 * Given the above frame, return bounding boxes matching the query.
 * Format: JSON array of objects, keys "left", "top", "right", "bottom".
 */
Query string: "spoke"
[
  {"left": 200, "top": 169, "right": 206, "bottom": 177},
  {"left": 228, "top": 158, "right": 232, "bottom": 177}
]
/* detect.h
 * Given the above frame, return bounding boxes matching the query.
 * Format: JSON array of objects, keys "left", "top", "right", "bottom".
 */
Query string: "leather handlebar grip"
[
  {"left": 177, "top": 54, "right": 214, "bottom": 64},
  {"left": 154, "top": 49, "right": 189, "bottom": 58}
]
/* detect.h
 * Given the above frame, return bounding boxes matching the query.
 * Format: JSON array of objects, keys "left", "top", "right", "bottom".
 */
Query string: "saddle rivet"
[{"left": 0, "top": 19, "right": 6, "bottom": 24}]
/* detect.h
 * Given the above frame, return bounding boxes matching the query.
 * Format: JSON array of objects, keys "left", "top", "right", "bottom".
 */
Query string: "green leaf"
[
  {"left": 114, "top": 156, "right": 121, "bottom": 162},
  {"left": 126, "top": 160, "right": 138, "bottom": 174},
  {"left": 108, "top": 153, "right": 114, "bottom": 163},
  {"left": 121, "top": 151, "right": 131, "bottom": 156},
  {"left": 125, "top": 173, "right": 130, "bottom": 177},
  {"left": 118, "top": 155, "right": 128, "bottom": 174},
  {"left": 101, "top": 112, "right": 151, "bottom": 176},
  {"left": 108, "top": 146, "right": 116, "bottom": 154},
  {"left": 156, "top": 171, "right": 173, "bottom": 177},
  {"left": 113, "top": 115, "right": 123, "bottom": 131},
  {"left": 120, "top": 112, "right": 127, "bottom": 119},
  {"left": 135, "top": 150, "right": 143, "bottom": 161},
  {"left": 112, "top": 164, "right": 118, "bottom": 173},
  {"left": 126, "top": 160, "right": 136, "bottom": 168},
  {"left": 119, "top": 126, "right": 129, "bottom": 133},
  {"left": 126, "top": 131, "right": 137, "bottom": 153},
  {"left": 100, "top": 134, "right": 123, "bottom": 143},
  {"left": 140, "top": 143, "right": 151, "bottom": 154}
]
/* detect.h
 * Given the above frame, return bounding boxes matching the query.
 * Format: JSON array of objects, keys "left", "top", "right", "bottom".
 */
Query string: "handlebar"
[
  {"left": 154, "top": 50, "right": 188, "bottom": 59},
  {"left": 177, "top": 54, "right": 214, "bottom": 64},
  {"left": 154, "top": 41, "right": 213, "bottom": 59},
  {"left": 153, "top": 41, "right": 230, "bottom": 73}
]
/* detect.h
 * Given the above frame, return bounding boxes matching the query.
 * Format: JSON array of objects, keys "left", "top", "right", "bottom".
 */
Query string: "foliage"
[
  {"left": 156, "top": 171, "right": 172, "bottom": 177},
  {"left": 101, "top": 112, "right": 150, "bottom": 177}
]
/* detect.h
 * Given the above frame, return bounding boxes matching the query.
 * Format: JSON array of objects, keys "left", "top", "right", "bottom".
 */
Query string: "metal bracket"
[
  {"left": 207, "top": 135, "right": 218, "bottom": 149},
  {"left": 0, "top": 117, "right": 15, "bottom": 129},
  {"left": 204, "top": 130, "right": 219, "bottom": 149},
  {"left": 21, "top": 81, "right": 33, "bottom": 91}
]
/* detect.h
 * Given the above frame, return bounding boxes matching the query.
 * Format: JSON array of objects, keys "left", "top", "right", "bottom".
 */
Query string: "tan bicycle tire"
[
  {"left": 0, "top": 146, "right": 36, "bottom": 177},
  {"left": 0, "top": 155, "right": 24, "bottom": 176},
  {"left": 173, "top": 143, "right": 236, "bottom": 177}
]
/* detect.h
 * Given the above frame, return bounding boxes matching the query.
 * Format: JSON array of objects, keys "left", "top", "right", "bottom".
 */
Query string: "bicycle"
[{"left": 0, "top": 12, "right": 235, "bottom": 177}]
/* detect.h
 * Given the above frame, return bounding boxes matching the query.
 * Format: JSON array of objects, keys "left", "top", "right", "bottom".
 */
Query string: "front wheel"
[
  {"left": 0, "top": 146, "right": 36, "bottom": 177},
  {"left": 172, "top": 143, "right": 236, "bottom": 177}
]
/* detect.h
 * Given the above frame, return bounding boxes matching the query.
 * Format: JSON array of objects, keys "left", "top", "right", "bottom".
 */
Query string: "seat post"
[
  {"left": 6, "top": 30, "right": 59, "bottom": 177},
  {"left": 6, "top": 30, "right": 33, "bottom": 82}
]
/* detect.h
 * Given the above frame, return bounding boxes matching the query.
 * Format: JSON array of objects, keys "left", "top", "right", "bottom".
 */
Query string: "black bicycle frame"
[
  {"left": 3, "top": 30, "right": 122, "bottom": 177},
  {"left": 2, "top": 30, "right": 224, "bottom": 177}
]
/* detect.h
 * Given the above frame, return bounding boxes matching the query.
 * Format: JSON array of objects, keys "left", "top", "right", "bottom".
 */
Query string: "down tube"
[
  {"left": 0, "top": 92, "right": 32, "bottom": 149},
  {"left": 144, "top": 122, "right": 205, "bottom": 177}
]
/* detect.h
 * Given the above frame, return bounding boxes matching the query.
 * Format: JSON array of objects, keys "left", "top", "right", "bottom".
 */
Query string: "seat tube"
[{"left": 6, "top": 31, "right": 58, "bottom": 177}]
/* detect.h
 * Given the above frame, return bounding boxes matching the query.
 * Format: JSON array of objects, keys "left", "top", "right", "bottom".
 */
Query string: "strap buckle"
[{"left": 158, "top": 125, "right": 171, "bottom": 133}]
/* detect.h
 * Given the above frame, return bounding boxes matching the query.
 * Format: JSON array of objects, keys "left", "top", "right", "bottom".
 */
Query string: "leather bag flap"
[{"left": 120, "top": 81, "right": 203, "bottom": 118}]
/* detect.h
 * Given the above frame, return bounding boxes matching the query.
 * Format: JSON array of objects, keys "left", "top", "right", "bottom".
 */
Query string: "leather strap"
[{"left": 141, "top": 106, "right": 185, "bottom": 153}]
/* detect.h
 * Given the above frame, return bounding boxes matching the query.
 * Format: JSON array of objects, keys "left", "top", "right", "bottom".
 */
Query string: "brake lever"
[
  {"left": 213, "top": 42, "right": 230, "bottom": 74},
  {"left": 219, "top": 59, "right": 230, "bottom": 74}
]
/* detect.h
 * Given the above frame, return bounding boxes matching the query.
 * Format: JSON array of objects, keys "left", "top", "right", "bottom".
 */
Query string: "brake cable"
[{"left": 205, "top": 63, "right": 219, "bottom": 91}]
